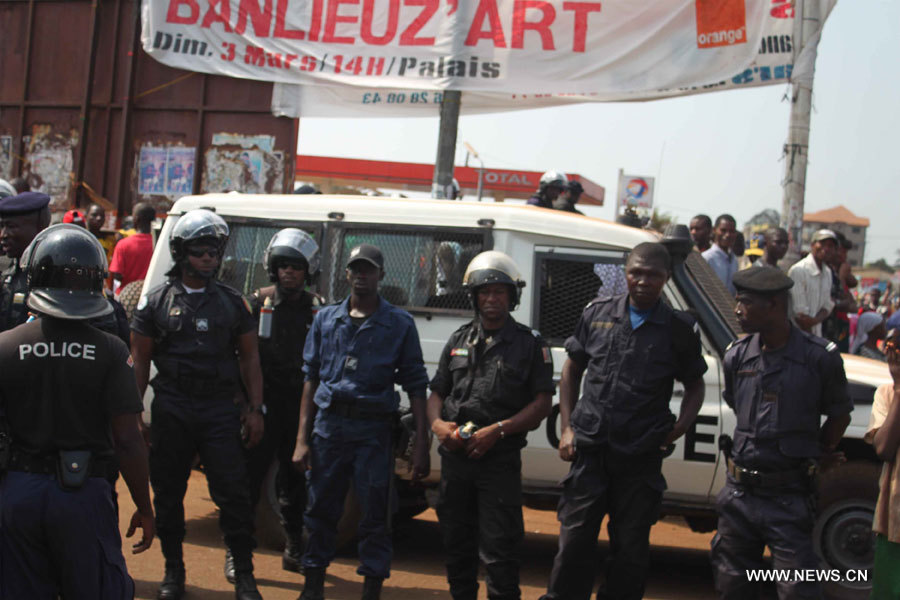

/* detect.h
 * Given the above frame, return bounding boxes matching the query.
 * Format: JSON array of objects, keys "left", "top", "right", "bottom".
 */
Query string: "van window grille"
[
  {"left": 325, "top": 227, "right": 486, "bottom": 310},
  {"left": 536, "top": 255, "right": 626, "bottom": 346},
  {"left": 218, "top": 222, "right": 318, "bottom": 296}
]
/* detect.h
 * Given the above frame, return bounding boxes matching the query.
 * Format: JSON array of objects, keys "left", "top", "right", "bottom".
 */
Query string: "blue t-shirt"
[{"left": 629, "top": 305, "right": 653, "bottom": 330}]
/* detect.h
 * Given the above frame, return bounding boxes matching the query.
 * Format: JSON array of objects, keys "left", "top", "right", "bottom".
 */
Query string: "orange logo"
[{"left": 696, "top": 0, "right": 748, "bottom": 49}]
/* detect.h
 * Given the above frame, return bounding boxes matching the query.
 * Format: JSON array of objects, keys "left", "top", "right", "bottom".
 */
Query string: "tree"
[
  {"left": 865, "top": 258, "right": 893, "bottom": 272},
  {"left": 649, "top": 208, "right": 675, "bottom": 232}
]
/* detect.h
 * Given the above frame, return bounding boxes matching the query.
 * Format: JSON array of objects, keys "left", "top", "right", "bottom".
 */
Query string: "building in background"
[{"left": 802, "top": 205, "right": 869, "bottom": 266}]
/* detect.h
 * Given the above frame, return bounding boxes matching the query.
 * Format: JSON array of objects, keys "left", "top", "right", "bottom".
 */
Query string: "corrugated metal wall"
[{"left": 0, "top": 0, "right": 297, "bottom": 223}]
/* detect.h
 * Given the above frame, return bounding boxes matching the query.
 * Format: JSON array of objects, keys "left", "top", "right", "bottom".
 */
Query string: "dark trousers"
[
  {"left": 303, "top": 427, "right": 394, "bottom": 578},
  {"left": 244, "top": 382, "right": 306, "bottom": 545},
  {"left": 0, "top": 471, "right": 134, "bottom": 599},
  {"left": 150, "top": 391, "right": 256, "bottom": 570},
  {"left": 437, "top": 449, "right": 524, "bottom": 600},
  {"left": 542, "top": 448, "right": 665, "bottom": 600},
  {"left": 711, "top": 479, "right": 821, "bottom": 599}
]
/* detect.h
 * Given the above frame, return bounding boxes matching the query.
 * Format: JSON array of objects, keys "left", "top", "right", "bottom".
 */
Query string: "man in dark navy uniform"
[
  {"left": 541, "top": 242, "right": 708, "bottom": 600},
  {"left": 711, "top": 266, "right": 852, "bottom": 599},
  {"left": 131, "top": 209, "right": 265, "bottom": 600},
  {"left": 292, "top": 244, "right": 430, "bottom": 600},
  {"left": 428, "top": 250, "right": 555, "bottom": 600},
  {"left": 246, "top": 228, "right": 322, "bottom": 573},
  {"left": 0, "top": 191, "right": 51, "bottom": 332},
  {"left": 0, "top": 224, "right": 154, "bottom": 599}
]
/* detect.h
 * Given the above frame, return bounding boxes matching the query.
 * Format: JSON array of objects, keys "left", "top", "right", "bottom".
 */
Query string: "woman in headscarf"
[{"left": 851, "top": 311, "right": 887, "bottom": 361}]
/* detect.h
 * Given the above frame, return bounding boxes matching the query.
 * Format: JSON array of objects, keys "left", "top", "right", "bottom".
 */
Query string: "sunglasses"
[{"left": 186, "top": 247, "right": 219, "bottom": 258}]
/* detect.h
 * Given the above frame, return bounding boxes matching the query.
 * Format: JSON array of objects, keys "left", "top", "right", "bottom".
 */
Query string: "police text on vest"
[{"left": 18, "top": 342, "right": 96, "bottom": 360}]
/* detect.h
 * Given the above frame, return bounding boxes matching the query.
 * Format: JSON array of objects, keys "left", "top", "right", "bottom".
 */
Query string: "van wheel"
[
  {"left": 255, "top": 460, "right": 361, "bottom": 552},
  {"left": 814, "top": 461, "right": 879, "bottom": 600}
]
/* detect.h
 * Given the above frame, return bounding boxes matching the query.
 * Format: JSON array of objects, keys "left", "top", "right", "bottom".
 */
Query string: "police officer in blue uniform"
[
  {"left": 541, "top": 242, "right": 708, "bottom": 600},
  {"left": 246, "top": 228, "right": 322, "bottom": 573},
  {"left": 131, "top": 209, "right": 265, "bottom": 600},
  {"left": 0, "top": 191, "right": 51, "bottom": 332},
  {"left": 0, "top": 224, "right": 154, "bottom": 598},
  {"left": 292, "top": 243, "right": 430, "bottom": 600},
  {"left": 428, "top": 251, "right": 555, "bottom": 600},
  {"left": 711, "top": 266, "right": 852, "bottom": 599}
]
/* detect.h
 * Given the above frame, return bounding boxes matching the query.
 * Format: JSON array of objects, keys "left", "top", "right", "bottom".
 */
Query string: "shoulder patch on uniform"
[
  {"left": 542, "top": 346, "right": 552, "bottom": 364},
  {"left": 136, "top": 296, "right": 148, "bottom": 311},
  {"left": 450, "top": 347, "right": 469, "bottom": 357},
  {"left": 825, "top": 341, "right": 838, "bottom": 353},
  {"left": 126, "top": 354, "right": 134, "bottom": 368}
]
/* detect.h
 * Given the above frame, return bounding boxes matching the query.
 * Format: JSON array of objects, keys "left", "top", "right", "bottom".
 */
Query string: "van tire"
[
  {"left": 255, "top": 460, "right": 361, "bottom": 552},
  {"left": 814, "top": 461, "right": 879, "bottom": 600}
]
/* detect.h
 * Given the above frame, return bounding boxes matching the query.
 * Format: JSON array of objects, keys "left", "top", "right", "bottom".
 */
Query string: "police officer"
[
  {"left": 0, "top": 224, "right": 154, "bottom": 598},
  {"left": 527, "top": 171, "right": 568, "bottom": 209},
  {"left": 245, "top": 228, "right": 322, "bottom": 573},
  {"left": 428, "top": 251, "right": 555, "bottom": 600},
  {"left": 711, "top": 266, "right": 852, "bottom": 599},
  {"left": 0, "top": 191, "right": 51, "bottom": 332},
  {"left": 131, "top": 209, "right": 265, "bottom": 600},
  {"left": 541, "top": 242, "right": 708, "bottom": 600},
  {"left": 553, "top": 180, "right": 585, "bottom": 214},
  {"left": 292, "top": 243, "right": 430, "bottom": 600}
]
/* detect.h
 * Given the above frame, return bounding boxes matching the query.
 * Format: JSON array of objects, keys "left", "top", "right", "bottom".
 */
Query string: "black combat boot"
[
  {"left": 224, "top": 548, "right": 236, "bottom": 583},
  {"left": 157, "top": 562, "right": 186, "bottom": 600},
  {"left": 361, "top": 576, "right": 383, "bottom": 600},
  {"left": 234, "top": 570, "right": 263, "bottom": 600},
  {"left": 282, "top": 539, "right": 304, "bottom": 573},
  {"left": 298, "top": 567, "right": 325, "bottom": 600}
]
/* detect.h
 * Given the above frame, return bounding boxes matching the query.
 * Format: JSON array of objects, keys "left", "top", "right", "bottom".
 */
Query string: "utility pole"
[
  {"left": 781, "top": 0, "right": 822, "bottom": 263},
  {"left": 432, "top": 90, "right": 461, "bottom": 199}
]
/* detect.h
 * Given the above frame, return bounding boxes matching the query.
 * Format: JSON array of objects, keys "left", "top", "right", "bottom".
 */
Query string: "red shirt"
[{"left": 109, "top": 233, "right": 153, "bottom": 291}]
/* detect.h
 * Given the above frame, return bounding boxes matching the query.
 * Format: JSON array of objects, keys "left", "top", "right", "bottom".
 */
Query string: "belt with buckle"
[
  {"left": 326, "top": 402, "right": 396, "bottom": 422},
  {"left": 726, "top": 458, "right": 816, "bottom": 489}
]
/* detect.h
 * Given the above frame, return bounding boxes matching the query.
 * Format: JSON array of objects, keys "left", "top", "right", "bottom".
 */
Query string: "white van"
[{"left": 139, "top": 194, "right": 889, "bottom": 599}]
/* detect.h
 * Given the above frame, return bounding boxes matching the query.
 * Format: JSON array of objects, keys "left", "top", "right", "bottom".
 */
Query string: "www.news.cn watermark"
[{"left": 746, "top": 569, "right": 869, "bottom": 583}]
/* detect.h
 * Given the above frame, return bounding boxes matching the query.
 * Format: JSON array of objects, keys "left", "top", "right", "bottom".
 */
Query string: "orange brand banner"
[{"left": 696, "top": 0, "right": 747, "bottom": 49}]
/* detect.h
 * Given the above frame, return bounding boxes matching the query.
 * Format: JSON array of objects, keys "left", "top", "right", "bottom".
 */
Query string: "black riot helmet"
[
  {"left": 22, "top": 223, "right": 112, "bottom": 319},
  {"left": 462, "top": 251, "right": 526, "bottom": 310},
  {"left": 263, "top": 228, "right": 320, "bottom": 283},
  {"left": 169, "top": 208, "right": 229, "bottom": 263}
]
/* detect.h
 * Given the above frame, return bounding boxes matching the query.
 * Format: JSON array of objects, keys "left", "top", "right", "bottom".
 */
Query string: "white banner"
[
  {"left": 617, "top": 172, "right": 655, "bottom": 209},
  {"left": 270, "top": 0, "right": 836, "bottom": 118},
  {"left": 143, "top": 0, "right": 767, "bottom": 94}
]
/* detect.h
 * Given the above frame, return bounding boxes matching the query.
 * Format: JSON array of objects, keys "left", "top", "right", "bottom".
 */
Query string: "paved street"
[{"left": 120, "top": 471, "right": 723, "bottom": 600}]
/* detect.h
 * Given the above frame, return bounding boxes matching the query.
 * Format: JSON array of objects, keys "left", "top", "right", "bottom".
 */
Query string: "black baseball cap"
[{"left": 346, "top": 244, "right": 384, "bottom": 270}]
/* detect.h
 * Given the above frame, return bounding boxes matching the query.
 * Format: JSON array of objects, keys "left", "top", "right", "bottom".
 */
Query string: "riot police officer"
[
  {"left": 428, "top": 251, "right": 555, "bottom": 600},
  {"left": 711, "top": 266, "right": 852, "bottom": 599},
  {"left": 541, "top": 242, "right": 708, "bottom": 600},
  {"left": 246, "top": 228, "right": 322, "bottom": 573},
  {"left": 131, "top": 209, "right": 265, "bottom": 600},
  {"left": 0, "top": 191, "right": 51, "bottom": 332},
  {"left": 527, "top": 171, "right": 568, "bottom": 209},
  {"left": 0, "top": 224, "right": 154, "bottom": 598},
  {"left": 292, "top": 243, "right": 430, "bottom": 600}
]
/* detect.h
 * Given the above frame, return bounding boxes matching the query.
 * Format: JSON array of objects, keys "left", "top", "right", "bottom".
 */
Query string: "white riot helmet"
[
  {"left": 263, "top": 228, "right": 320, "bottom": 283},
  {"left": 462, "top": 251, "right": 526, "bottom": 310},
  {"left": 0, "top": 179, "right": 16, "bottom": 199},
  {"left": 539, "top": 170, "right": 568, "bottom": 191}
]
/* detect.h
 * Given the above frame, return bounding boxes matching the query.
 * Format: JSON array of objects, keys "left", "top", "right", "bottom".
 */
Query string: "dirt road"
[{"left": 120, "top": 471, "right": 721, "bottom": 599}]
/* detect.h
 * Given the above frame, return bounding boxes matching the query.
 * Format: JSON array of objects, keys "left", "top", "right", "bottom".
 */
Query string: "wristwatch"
[{"left": 250, "top": 404, "right": 267, "bottom": 416}]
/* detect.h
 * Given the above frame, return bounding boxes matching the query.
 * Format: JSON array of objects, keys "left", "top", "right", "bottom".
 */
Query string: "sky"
[{"left": 295, "top": 0, "right": 900, "bottom": 265}]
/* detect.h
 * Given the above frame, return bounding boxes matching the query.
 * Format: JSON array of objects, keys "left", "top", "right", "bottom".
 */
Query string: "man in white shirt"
[
  {"left": 787, "top": 229, "right": 838, "bottom": 337},
  {"left": 701, "top": 214, "right": 739, "bottom": 295}
]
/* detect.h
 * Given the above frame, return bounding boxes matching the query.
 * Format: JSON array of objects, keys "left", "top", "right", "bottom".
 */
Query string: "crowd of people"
[
  {"left": 0, "top": 183, "right": 898, "bottom": 600},
  {"left": 692, "top": 212, "right": 898, "bottom": 361}
]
